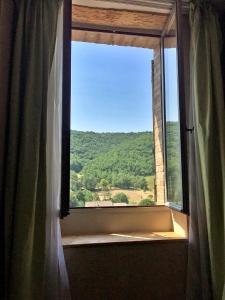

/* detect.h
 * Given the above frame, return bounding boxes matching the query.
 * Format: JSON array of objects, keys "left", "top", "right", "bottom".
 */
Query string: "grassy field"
[
  {"left": 95, "top": 176, "right": 155, "bottom": 206},
  {"left": 96, "top": 184, "right": 155, "bottom": 206}
]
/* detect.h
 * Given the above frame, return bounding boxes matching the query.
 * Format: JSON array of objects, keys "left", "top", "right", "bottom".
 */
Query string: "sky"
[
  {"left": 164, "top": 48, "right": 179, "bottom": 123},
  {"left": 71, "top": 41, "right": 178, "bottom": 133}
]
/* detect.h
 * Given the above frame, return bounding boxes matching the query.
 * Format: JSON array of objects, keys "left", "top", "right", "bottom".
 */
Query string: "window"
[
  {"left": 162, "top": 13, "right": 183, "bottom": 207},
  {"left": 162, "top": 4, "right": 189, "bottom": 211},
  {"left": 70, "top": 42, "right": 155, "bottom": 208},
  {"left": 60, "top": 0, "right": 189, "bottom": 217}
]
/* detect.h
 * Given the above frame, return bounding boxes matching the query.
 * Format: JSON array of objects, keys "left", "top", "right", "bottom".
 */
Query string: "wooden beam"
[
  {"left": 72, "top": 29, "right": 160, "bottom": 49},
  {"left": 72, "top": 0, "right": 174, "bottom": 14},
  {"left": 72, "top": 5, "right": 168, "bottom": 32}
]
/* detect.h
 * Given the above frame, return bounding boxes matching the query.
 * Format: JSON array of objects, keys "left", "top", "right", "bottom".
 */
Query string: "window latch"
[{"left": 186, "top": 126, "right": 194, "bottom": 133}]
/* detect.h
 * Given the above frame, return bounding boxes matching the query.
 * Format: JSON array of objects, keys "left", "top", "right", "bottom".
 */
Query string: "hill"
[
  {"left": 70, "top": 131, "right": 155, "bottom": 207},
  {"left": 70, "top": 131, "right": 155, "bottom": 183},
  {"left": 70, "top": 125, "right": 181, "bottom": 207}
]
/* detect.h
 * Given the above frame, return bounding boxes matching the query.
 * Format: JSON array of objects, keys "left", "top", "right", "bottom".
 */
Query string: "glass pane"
[
  {"left": 163, "top": 17, "right": 183, "bottom": 207},
  {"left": 70, "top": 40, "right": 156, "bottom": 208}
]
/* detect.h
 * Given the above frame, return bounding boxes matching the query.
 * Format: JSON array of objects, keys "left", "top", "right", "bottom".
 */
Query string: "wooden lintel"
[
  {"left": 72, "top": 5, "right": 168, "bottom": 33},
  {"left": 72, "top": 29, "right": 160, "bottom": 49}
]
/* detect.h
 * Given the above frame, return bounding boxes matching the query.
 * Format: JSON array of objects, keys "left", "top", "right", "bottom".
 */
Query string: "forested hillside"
[
  {"left": 70, "top": 131, "right": 155, "bottom": 207},
  {"left": 70, "top": 125, "right": 181, "bottom": 207},
  {"left": 70, "top": 131, "right": 155, "bottom": 179}
]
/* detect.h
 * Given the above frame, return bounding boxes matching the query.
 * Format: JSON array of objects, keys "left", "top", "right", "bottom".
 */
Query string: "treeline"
[
  {"left": 71, "top": 171, "right": 148, "bottom": 192},
  {"left": 70, "top": 172, "right": 154, "bottom": 207}
]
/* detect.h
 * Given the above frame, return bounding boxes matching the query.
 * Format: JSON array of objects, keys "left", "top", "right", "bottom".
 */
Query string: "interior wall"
[
  {"left": 61, "top": 207, "right": 173, "bottom": 235},
  {"left": 64, "top": 241, "right": 188, "bottom": 300}
]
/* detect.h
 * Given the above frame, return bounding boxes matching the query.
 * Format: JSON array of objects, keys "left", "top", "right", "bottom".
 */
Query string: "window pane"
[
  {"left": 70, "top": 41, "right": 156, "bottom": 208},
  {"left": 163, "top": 18, "right": 183, "bottom": 207}
]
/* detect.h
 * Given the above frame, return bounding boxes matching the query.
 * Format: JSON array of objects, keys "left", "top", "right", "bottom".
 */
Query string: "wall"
[
  {"left": 153, "top": 46, "right": 165, "bottom": 205},
  {"left": 64, "top": 240, "right": 188, "bottom": 300},
  {"left": 61, "top": 206, "right": 173, "bottom": 235}
]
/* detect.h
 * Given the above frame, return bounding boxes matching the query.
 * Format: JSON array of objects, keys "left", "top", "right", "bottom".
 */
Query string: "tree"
[
  {"left": 70, "top": 191, "right": 78, "bottom": 207},
  {"left": 76, "top": 191, "right": 86, "bottom": 205},
  {"left": 132, "top": 176, "right": 148, "bottom": 191},
  {"left": 70, "top": 171, "right": 82, "bottom": 191},
  {"left": 139, "top": 177, "right": 148, "bottom": 191},
  {"left": 83, "top": 174, "right": 98, "bottom": 191},
  {"left": 99, "top": 179, "right": 109, "bottom": 191},
  {"left": 112, "top": 174, "right": 132, "bottom": 189},
  {"left": 83, "top": 190, "right": 93, "bottom": 202},
  {"left": 70, "top": 158, "right": 83, "bottom": 173},
  {"left": 112, "top": 193, "right": 128, "bottom": 204},
  {"left": 70, "top": 191, "right": 84, "bottom": 207},
  {"left": 139, "top": 198, "right": 155, "bottom": 206}
]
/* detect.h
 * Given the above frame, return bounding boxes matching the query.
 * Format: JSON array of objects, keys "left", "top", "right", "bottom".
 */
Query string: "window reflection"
[{"left": 163, "top": 16, "right": 183, "bottom": 207}]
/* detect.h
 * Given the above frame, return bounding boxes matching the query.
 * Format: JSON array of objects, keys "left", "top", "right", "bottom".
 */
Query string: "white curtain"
[{"left": 46, "top": 3, "right": 71, "bottom": 299}]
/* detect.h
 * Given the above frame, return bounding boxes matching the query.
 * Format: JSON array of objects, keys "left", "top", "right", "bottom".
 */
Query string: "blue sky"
[
  {"left": 164, "top": 48, "right": 179, "bottom": 123},
  {"left": 71, "top": 41, "right": 178, "bottom": 132},
  {"left": 71, "top": 41, "right": 154, "bottom": 132}
]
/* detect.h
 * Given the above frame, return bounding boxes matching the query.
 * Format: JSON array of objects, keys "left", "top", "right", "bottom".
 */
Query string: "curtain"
[
  {"left": 0, "top": 1, "right": 70, "bottom": 299},
  {"left": 45, "top": 4, "right": 71, "bottom": 300},
  {"left": 187, "top": 1, "right": 225, "bottom": 300}
]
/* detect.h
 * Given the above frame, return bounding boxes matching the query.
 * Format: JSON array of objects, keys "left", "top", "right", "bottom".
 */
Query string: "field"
[
  {"left": 95, "top": 176, "right": 155, "bottom": 206},
  {"left": 109, "top": 189, "right": 153, "bottom": 205}
]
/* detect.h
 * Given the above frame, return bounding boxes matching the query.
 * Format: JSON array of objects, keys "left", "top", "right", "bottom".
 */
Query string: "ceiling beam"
[
  {"left": 72, "top": 29, "right": 160, "bottom": 49},
  {"left": 72, "top": 5, "right": 168, "bottom": 33},
  {"left": 72, "top": 0, "right": 190, "bottom": 14}
]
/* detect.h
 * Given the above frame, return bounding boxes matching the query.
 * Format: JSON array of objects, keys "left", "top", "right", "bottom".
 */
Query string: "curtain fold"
[
  {"left": 187, "top": 1, "right": 225, "bottom": 299},
  {"left": 0, "top": 1, "right": 70, "bottom": 299}
]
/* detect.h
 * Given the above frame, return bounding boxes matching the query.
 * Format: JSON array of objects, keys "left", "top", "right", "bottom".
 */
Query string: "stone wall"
[{"left": 152, "top": 46, "right": 165, "bottom": 205}]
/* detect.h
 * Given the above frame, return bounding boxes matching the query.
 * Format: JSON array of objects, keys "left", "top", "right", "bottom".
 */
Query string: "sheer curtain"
[{"left": 46, "top": 3, "right": 71, "bottom": 300}]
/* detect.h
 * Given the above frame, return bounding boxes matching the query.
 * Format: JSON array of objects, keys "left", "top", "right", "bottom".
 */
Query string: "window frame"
[
  {"left": 60, "top": 0, "right": 189, "bottom": 218},
  {"left": 161, "top": 1, "right": 189, "bottom": 214},
  {"left": 61, "top": 0, "right": 72, "bottom": 218}
]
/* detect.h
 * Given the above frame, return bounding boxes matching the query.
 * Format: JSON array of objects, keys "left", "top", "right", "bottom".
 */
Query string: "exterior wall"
[{"left": 153, "top": 46, "right": 165, "bottom": 205}]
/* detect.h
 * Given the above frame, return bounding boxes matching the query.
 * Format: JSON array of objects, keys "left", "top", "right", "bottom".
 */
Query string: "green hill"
[
  {"left": 70, "top": 131, "right": 155, "bottom": 184},
  {"left": 70, "top": 125, "right": 181, "bottom": 207}
]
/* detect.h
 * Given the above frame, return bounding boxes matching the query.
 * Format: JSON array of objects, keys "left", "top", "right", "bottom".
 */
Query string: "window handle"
[{"left": 186, "top": 126, "right": 194, "bottom": 133}]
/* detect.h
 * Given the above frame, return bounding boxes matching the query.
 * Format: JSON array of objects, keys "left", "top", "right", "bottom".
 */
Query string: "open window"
[
  {"left": 162, "top": 2, "right": 189, "bottom": 212},
  {"left": 61, "top": 0, "right": 189, "bottom": 218}
]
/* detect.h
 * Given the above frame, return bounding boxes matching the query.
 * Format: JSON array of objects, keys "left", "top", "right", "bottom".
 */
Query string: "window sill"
[
  {"left": 62, "top": 231, "right": 187, "bottom": 248},
  {"left": 61, "top": 206, "right": 188, "bottom": 238}
]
